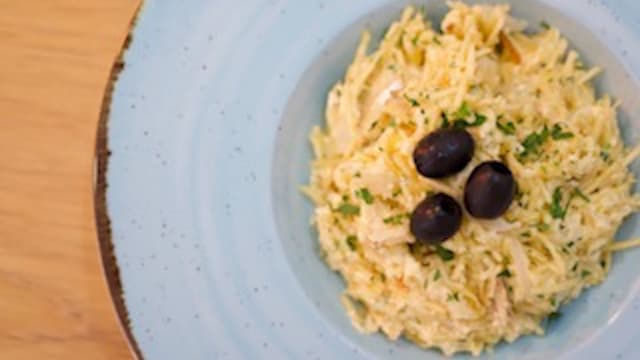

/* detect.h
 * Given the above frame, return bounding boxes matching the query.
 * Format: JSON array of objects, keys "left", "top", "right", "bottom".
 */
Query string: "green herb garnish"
[
  {"left": 573, "top": 188, "right": 590, "bottom": 202},
  {"left": 434, "top": 244, "right": 455, "bottom": 261},
  {"left": 497, "top": 121, "right": 516, "bottom": 135},
  {"left": 445, "top": 102, "right": 487, "bottom": 128},
  {"left": 404, "top": 94, "right": 420, "bottom": 107},
  {"left": 548, "top": 312, "right": 562, "bottom": 325},
  {"left": 537, "top": 223, "right": 551, "bottom": 232},
  {"left": 441, "top": 112, "right": 450, "bottom": 128},
  {"left": 550, "top": 187, "right": 566, "bottom": 219},
  {"left": 550, "top": 187, "right": 590, "bottom": 220},
  {"left": 551, "top": 124, "right": 574, "bottom": 140},
  {"left": 453, "top": 102, "right": 472, "bottom": 119},
  {"left": 498, "top": 269, "right": 512, "bottom": 278},
  {"left": 453, "top": 113, "right": 487, "bottom": 128},
  {"left": 519, "top": 125, "right": 550, "bottom": 159},
  {"left": 433, "top": 269, "right": 441, "bottom": 281},
  {"left": 355, "top": 188, "right": 374, "bottom": 204},
  {"left": 392, "top": 188, "right": 402, "bottom": 197},
  {"left": 383, "top": 213, "right": 409, "bottom": 225},
  {"left": 581, "top": 270, "right": 591, "bottom": 278},
  {"left": 346, "top": 235, "right": 358, "bottom": 251},
  {"left": 540, "top": 21, "right": 551, "bottom": 30},
  {"left": 447, "top": 292, "right": 460, "bottom": 302},
  {"left": 336, "top": 203, "right": 360, "bottom": 216},
  {"left": 433, "top": 36, "right": 441, "bottom": 45}
]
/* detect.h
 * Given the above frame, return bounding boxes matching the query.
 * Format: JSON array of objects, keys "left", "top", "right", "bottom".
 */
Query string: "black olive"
[
  {"left": 464, "top": 161, "right": 516, "bottom": 219},
  {"left": 413, "top": 128, "right": 474, "bottom": 178},
  {"left": 410, "top": 193, "right": 462, "bottom": 244}
]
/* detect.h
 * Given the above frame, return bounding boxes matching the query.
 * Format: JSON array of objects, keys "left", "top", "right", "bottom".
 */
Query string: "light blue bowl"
[{"left": 104, "top": 0, "right": 640, "bottom": 359}]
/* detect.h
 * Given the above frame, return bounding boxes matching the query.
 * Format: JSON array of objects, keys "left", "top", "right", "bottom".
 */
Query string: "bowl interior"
[{"left": 272, "top": 0, "right": 640, "bottom": 358}]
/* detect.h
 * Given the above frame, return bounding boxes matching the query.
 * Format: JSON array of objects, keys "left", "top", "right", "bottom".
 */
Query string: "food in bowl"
[{"left": 303, "top": 1, "right": 640, "bottom": 356}]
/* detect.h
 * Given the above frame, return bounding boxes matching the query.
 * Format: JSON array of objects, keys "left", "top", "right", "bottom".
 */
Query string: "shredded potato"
[{"left": 303, "top": 2, "right": 640, "bottom": 356}]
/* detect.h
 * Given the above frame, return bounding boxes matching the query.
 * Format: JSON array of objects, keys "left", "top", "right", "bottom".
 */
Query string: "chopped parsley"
[
  {"left": 573, "top": 188, "right": 590, "bottom": 202},
  {"left": 434, "top": 244, "right": 455, "bottom": 261},
  {"left": 433, "top": 269, "right": 441, "bottom": 281},
  {"left": 537, "top": 222, "right": 551, "bottom": 232},
  {"left": 383, "top": 213, "right": 409, "bottom": 225},
  {"left": 441, "top": 112, "right": 450, "bottom": 128},
  {"left": 551, "top": 124, "right": 574, "bottom": 140},
  {"left": 433, "top": 36, "right": 441, "bottom": 45},
  {"left": 497, "top": 121, "right": 516, "bottom": 135},
  {"left": 600, "top": 150, "right": 610, "bottom": 162},
  {"left": 369, "top": 121, "right": 378, "bottom": 130},
  {"left": 447, "top": 292, "right": 460, "bottom": 302},
  {"left": 453, "top": 113, "right": 486, "bottom": 128},
  {"left": 392, "top": 188, "right": 402, "bottom": 197},
  {"left": 550, "top": 187, "right": 566, "bottom": 219},
  {"left": 550, "top": 187, "right": 589, "bottom": 220},
  {"left": 453, "top": 102, "right": 472, "bottom": 119},
  {"left": 440, "top": 102, "right": 487, "bottom": 129},
  {"left": 519, "top": 125, "right": 550, "bottom": 159},
  {"left": 498, "top": 269, "right": 512, "bottom": 278},
  {"left": 355, "top": 188, "right": 374, "bottom": 204},
  {"left": 336, "top": 203, "right": 360, "bottom": 216},
  {"left": 411, "top": 34, "right": 419, "bottom": 46},
  {"left": 346, "top": 235, "right": 358, "bottom": 251},
  {"left": 548, "top": 311, "right": 562, "bottom": 323},
  {"left": 521, "top": 231, "right": 532, "bottom": 238},
  {"left": 581, "top": 270, "right": 591, "bottom": 278},
  {"left": 404, "top": 94, "right": 420, "bottom": 107},
  {"left": 540, "top": 21, "right": 551, "bottom": 30}
]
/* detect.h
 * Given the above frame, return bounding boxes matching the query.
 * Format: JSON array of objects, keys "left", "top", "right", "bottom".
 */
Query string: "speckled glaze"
[{"left": 105, "top": 0, "right": 640, "bottom": 359}]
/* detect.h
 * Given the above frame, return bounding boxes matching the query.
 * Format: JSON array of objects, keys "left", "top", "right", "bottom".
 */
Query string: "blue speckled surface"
[{"left": 107, "top": 1, "right": 640, "bottom": 359}]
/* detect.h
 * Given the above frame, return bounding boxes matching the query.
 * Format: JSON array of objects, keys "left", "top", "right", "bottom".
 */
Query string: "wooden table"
[{"left": 0, "top": 1, "right": 141, "bottom": 358}]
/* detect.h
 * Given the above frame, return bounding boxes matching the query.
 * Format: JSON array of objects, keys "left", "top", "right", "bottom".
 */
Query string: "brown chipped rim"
[{"left": 93, "top": 5, "right": 143, "bottom": 359}]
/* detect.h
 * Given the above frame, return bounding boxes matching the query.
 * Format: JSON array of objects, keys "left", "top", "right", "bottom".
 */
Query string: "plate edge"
[{"left": 93, "top": 5, "right": 144, "bottom": 359}]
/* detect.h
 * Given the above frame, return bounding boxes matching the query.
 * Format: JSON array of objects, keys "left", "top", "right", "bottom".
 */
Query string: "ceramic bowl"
[{"left": 100, "top": 0, "right": 640, "bottom": 358}]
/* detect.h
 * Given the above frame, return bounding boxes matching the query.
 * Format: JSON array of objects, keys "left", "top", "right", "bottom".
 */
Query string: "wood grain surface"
[{"left": 0, "top": 1, "right": 141, "bottom": 358}]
